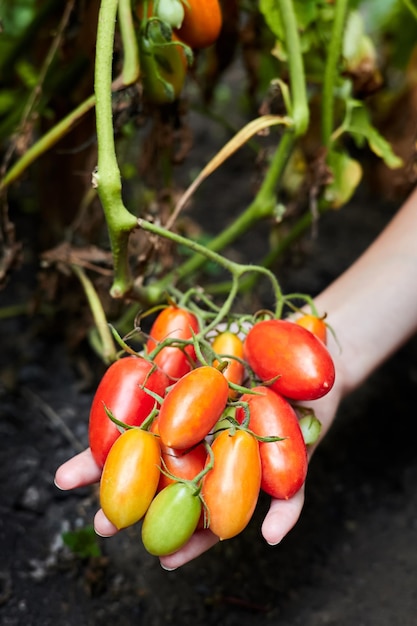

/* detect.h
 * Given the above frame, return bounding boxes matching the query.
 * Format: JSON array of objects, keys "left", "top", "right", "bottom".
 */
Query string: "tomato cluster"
[{"left": 88, "top": 305, "right": 335, "bottom": 556}]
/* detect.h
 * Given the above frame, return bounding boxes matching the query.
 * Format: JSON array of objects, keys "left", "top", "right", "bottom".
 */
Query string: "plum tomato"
[
  {"left": 236, "top": 386, "right": 308, "bottom": 500},
  {"left": 295, "top": 313, "right": 327, "bottom": 344},
  {"left": 141, "top": 482, "right": 202, "bottom": 556},
  {"left": 100, "top": 428, "right": 161, "bottom": 529},
  {"left": 201, "top": 429, "right": 261, "bottom": 540},
  {"left": 89, "top": 356, "right": 168, "bottom": 468},
  {"left": 175, "top": 0, "right": 222, "bottom": 49},
  {"left": 244, "top": 319, "right": 335, "bottom": 400},
  {"left": 146, "top": 306, "right": 199, "bottom": 381},
  {"left": 211, "top": 331, "right": 245, "bottom": 398},
  {"left": 158, "top": 365, "right": 229, "bottom": 449}
]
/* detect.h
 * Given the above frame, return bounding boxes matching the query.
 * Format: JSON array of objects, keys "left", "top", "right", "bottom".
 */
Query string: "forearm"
[{"left": 316, "top": 187, "right": 417, "bottom": 398}]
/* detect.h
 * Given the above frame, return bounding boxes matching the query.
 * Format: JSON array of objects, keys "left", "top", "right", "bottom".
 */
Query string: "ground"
[{"left": 1, "top": 141, "right": 417, "bottom": 625}]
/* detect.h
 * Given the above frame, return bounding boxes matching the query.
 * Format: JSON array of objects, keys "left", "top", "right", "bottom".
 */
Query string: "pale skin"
[{"left": 55, "top": 186, "right": 417, "bottom": 570}]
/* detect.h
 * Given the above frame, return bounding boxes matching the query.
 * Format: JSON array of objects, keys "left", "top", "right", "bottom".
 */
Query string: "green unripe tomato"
[
  {"left": 299, "top": 414, "right": 322, "bottom": 445},
  {"left": 141, "top": 482, "right": 202, "bottom": 556}
]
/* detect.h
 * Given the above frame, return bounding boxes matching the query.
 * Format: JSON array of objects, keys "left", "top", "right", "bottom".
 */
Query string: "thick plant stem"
[
  {"left": 277, "top": 0, "right": 309, "bottom": 136},
  {"left": 322, "top": 0, "right": 349, "bottom": 147},
  {"left": 95, "top": 0, "right": 138, "bottom": 298}
]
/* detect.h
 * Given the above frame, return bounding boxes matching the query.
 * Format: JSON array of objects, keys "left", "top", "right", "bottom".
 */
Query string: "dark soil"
[{"left": 1, "top": 132, "right": 417, "bottom": 625}]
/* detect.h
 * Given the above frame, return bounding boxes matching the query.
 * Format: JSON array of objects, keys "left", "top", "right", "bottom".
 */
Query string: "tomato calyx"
[{"left": 104, "top": 403, "right": 159, "bottom": 432}]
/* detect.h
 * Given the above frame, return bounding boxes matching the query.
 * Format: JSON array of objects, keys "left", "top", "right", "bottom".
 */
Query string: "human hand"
[{"left": 54, "top": 373, "right": 343, "bottom": 569}]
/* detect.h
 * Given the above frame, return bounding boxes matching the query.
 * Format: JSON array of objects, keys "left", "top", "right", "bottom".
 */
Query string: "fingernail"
[
  {"left": 160, "top": 563, "right": 177, "bottom": 572},
  {"left": 266, "top": 539, "right": 282, "bottom": 546},
  {"left": 54, "top": 478, "right": 64, "bottom": 490}
]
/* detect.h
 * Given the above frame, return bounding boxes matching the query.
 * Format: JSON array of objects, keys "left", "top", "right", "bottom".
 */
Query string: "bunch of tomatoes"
[
  {"left": 88, "top": 302, "right": 335, "bottom": 557},
  {"left": 137, "top": 0, "right": 223, "bottom": 105}
]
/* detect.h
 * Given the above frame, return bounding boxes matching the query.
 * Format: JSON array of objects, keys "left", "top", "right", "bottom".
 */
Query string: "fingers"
[
  {"left": 261, "top": 487, "right": 305, "bottom": 545},
  {"left": 159, "top": 529, "right": 219, "bottom": 570},
  {"left": 54, "top": 448, "right": 101, "bottom": 490},
  {"left": 94, "top": 508, "right": 119, "bottom": 537}
]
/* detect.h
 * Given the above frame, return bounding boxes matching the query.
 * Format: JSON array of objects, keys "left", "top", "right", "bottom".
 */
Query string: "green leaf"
[
  {"left": 324, "top": 149, "right": 362, "bottom": 209},
  {"left": 260, "top": 0, "right": 319, "bottom": 40},
  {"left": 335, "top": 100, "right": 403, "bottom": 169},
  {"left": 62, "top": 525, "right": 102, "bottom": 559}
]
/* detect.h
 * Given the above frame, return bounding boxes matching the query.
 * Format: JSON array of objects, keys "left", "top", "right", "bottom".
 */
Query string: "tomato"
[
  {"left": 295, "top": 313, "right": 327, "bottom": 344},
  {"left": 141, "top": 482, "right": 202, "bottom": 555},
  {"left": 158, "top": 365, "right": 229, "bottom": 449},
  {"left": 100, "top": 428, "right": 161, "bottom": 529},
  {"left": 201, "top": 429, "right": 261, "bottom": 540},
  {"left": 244, "top": 319, "right": 335, "bottom": 401},
  {"left": 236, "top": 386, "right": 307, "bottom": 500},
  {"left": 155, "top": 0, "right": 184, "bottom": 29},
  {"left": 139, "top": 23, "right": 188, "bottom": 105},
  {"left": 89, "top": 356, "right": 168, "bottom": 468},
  {"left": 175, "top": 0, "right": 222, "bottom": 49},
  {"left": 212, "top": 331, "right": 245, "bottom": 398},
  {"left": 146, "top": 305, "right": 199, "bottom": 380}
]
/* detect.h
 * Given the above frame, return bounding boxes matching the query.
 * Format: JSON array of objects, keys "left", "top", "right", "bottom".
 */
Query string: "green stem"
[
  {"left": 0, "top": 94, "right": 96, "bottom": 191},
  {"left": 402, "top": 0, "right": 417, "bottom": 22},
  {"left": 277, "top": 0, "right": 309, "bottom": 136},
  {"left": 71, "top": 264, "right": 117, "bottom": 364},
  {"left": 322, "top": 0, "right": 349, "bottom": 147},
  {"left": 118, "top": 0, "right": 140, "bottom": 85},
  {"left": 94, "top": 0, "right": 138, "bottom": 298}
]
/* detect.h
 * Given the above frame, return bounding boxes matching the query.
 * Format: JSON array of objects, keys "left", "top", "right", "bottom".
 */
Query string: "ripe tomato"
[
  {"left": 146, "top": 305, "right": 199, "bottom": 380},
  {"left": 89, "top": 356, "right": 168, "bottom": 468},
  {"left": 295, "top": 314, "right": 327, "bottom": 344},
  {"left": 236, "top": 386, "right": 308, "bottom": 500},
  {"left": 201, "top": 429, "right": 261, "bottom": 540},
  {"left": 100, "top": 428, "right": 161, "bottom": 529},
  {"left": 158, "top": 365, "right": 229, "bottom": 449},
  {"left": 175, "top": 0, "right": 222, "bottom": 49},
  {"left": 244, "top": 319, "right": 335, "bottom": 401},
  {"left": 141, "top": 482, "right": 202, "bottom": 556},
  {"left": 212, "top": 331, "right": 245, "bottom": 398}
]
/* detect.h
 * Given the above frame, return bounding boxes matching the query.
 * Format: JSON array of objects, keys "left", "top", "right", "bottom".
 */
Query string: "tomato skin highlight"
[
  {"left": 89, "top": 356, "right": 168, "bottom": 468},
  {"left": 175, "top": 0, "right": 222, "bottom": 49},
  {"left": 141, "top": 482, "right": 202, "bottom": 556},
  {"left": 212, "top": 331, "right": 245, "bottom": 398},
  {"left": 158, "top": 365, "right": 229, "bottom": 449},
  {"left": 146, "top": 306, "right": 199, "bottom": 380},
  {"left": 100, "top": 429, "right": 161, "bottom": 529},
  {"left": 295, "top": 314, "right": 327, "bottom": 344},
  {"left": 244, "top": 319, "right": 335, "bottom": 401},
  {"left": 201, "top": 429, "right": 261, "bottom": 540},
  {"left": 236, "top": 386, "right": 308, "bottom": 500}
]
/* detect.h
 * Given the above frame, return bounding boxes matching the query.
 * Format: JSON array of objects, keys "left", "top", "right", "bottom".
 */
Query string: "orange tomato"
[
  {"left": 100, "top": 428, "right": 161, "bottom": 529},
  {"left": 201, "top": 429, "right": 261, "bottom": 540},
  {"left": 175, "top": 0, "right": 222, "bottom": 49},
  {"left": 295, "top": 314, "right": 327, "bottom": 344},
  {"left": 212, "top": 331, "right": 245, "bottom": 398}
]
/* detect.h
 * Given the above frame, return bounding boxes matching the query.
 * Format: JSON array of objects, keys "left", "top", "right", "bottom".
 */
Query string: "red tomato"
[
  {"left": 89, "top": 356, "right": 169, "bottom": 468},
  {"left": 212, "top": 331, "right": 245, "bottom": 398},
  {"left": 236, "top": 386, "right": 307, "bottom": 500},
  {"left": 201, "top": 429, "right": 261, "bottom": 540},
  {"left": 146, "top": 306, "right": 199, "bottom": 380},
  {"left": 244, "top": 319, "right": 335, "bottom": 400},
  {"left": 175, "top": 0, "right": 222, "bottom": 49},
  {"left": 100, "top": 428, "right": 161, "bottom": 529},
  {"left": 158, "top": 365, "right": 229, "bottom": 449},
  {"left": 295, "top": 314, "right": 327, "bottom": 344},
  {"left": 151, "top": 419, "right": 208, "bottom": 491}
]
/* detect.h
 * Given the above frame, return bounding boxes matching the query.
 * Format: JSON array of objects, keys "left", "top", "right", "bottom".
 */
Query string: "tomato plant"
[
  {"left": 100, "top": 428, "right": 161, "bottom": 529},
  {"left": 158, "top": 365, "right": 229, "bottom": 449},
  {"left": 236, "top": 386, "right": 308, "bottom": 500},
  {"left": 296, "top": 314, "right": 327, "bottom": 344},
  {"left": 244, "top": 319, "right": 335, "bottom": 401},
  {"left": 89, "top": 356, "right": 168, "bottom": 468},
  {"left": 175, "top": 0, "right": 222, "bottom": 49},
  {"left": 201, "top": 428, "right": 261, "bottom": 540},
  {"left": 211, "top": 330, "right": 245, "bottom": 398},
  {"left": 141, "top": 481, "right": 202, "bottom": 556},
  {"left": 146, "top": 305, "right": 199, "bottom": 380}
]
